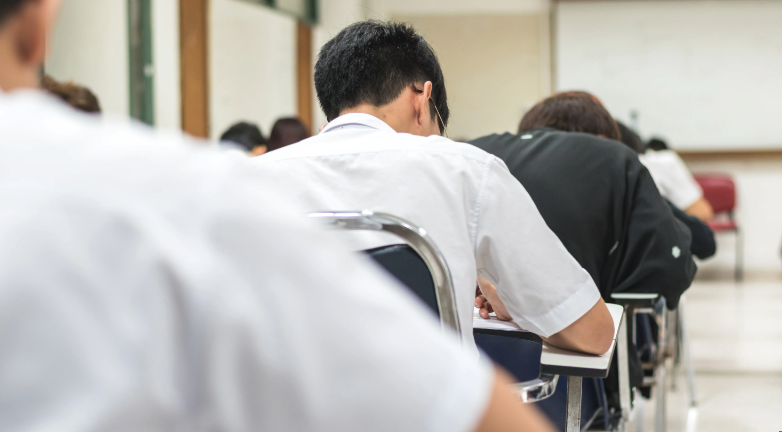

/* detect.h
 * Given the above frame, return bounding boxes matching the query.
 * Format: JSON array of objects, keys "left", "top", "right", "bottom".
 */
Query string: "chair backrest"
[
  {"left": 694, "top": 174, "right": 736, "bottom": 213},
  {"left": 308, "top": 210, "right": 460, "bottom": 334},
  {"left": 364, "top": 244, "right": 439, "bottom": 317}
]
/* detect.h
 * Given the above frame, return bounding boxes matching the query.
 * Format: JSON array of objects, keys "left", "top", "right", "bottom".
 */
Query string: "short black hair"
[
  {"left": 647, "top": 137, "right": 668, "bottom": 151},
  {"left": 0, "top": 0, "right": 28, "bottom": 27},
  {"left": 615, "top": 121, "right": 645, "bottom": 154},
  {"left": 219, "top": 122, "right": 267, "bottom": 152},
  {"left": 314, "top": 20, "right": 449, "bottom": 134}
]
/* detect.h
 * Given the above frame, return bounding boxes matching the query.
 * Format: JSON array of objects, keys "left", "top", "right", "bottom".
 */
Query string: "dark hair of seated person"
[
  {"left": 41, "top": 75, "right": 102, "bottom": 114},
  {"left": 616, "top": 121, "right": 645, "bottom": 154},
  {"left": 0, "top": 0, "right": 28, "bottom": 25},
  {"left": 267, "top": 117, "right": 310, "bottom": 152},
  {"left": 314, "top": 20, "right": 449, "bottom": 134},
  {"left": 518, "top": 91, "right": 620, "bottom": 141},
  {"left": 220, "top": 122, "right": 267, "bottom": 155},
  {"left": 647, "top": 137, "right": 669, "bottom": 152}
]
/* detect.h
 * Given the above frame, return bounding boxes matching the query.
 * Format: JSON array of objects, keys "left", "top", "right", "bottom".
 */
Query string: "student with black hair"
[
  {"left": 252, "top": 21, "right": 614, "bottom": 356},
  {"left": 647, "top": 137, "right": 669, "bottom": 151},
  {"left": 219, "top": 121, "right": 267, "bottom": 156},
  {"left": 0, "top": 2, "right": 561, "bottom": 431},
  {"left": 470, "top": 92, "right": 699, "bottom": 421}
]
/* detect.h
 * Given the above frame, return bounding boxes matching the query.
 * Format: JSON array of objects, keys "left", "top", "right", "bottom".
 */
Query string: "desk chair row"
[{"left": 309, "top": 211, "right": 696, "bottom": 432}]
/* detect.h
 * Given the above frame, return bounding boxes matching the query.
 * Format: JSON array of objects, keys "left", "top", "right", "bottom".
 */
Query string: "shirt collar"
[{"left": 320, "top": 113, "right": 396, "bottom": 134}]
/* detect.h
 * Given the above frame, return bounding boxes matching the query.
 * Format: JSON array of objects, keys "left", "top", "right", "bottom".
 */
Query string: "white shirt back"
[
  {"left": 639, "top": 149, "right": 703, "bottom": 209},
  {"left": 252, "top": 113, "right": 601, "bottom": 348},
  {"left": 0, "top": 91, "right": 493, "bottom": 432}
]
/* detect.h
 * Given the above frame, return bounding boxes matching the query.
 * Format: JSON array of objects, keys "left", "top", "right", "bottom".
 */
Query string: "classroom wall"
[
  {"left": 46, "top": 0, "right": 129, "bottom": 117},
  {"left": 391, "top": 13, "right": 550, "bottom": 140},
  {"left": 555, "top": 0, "right": 782, "bottom": 151},
  {"left": 209, "top": 0, "right": 297, "bottom": 140},
  {"left": 152, "top": 0, "right": 181, "bottom": 130},
  {"left": 684, "top": 157, "right": 782, "bottom": 278},
  {"left": 389, "top": 0, "right": 548, "bottom": 15}
]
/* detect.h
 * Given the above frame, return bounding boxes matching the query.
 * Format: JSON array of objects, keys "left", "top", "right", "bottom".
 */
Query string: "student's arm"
[
  {"left": 661, "top": 151, "right": 712, "bottom": 221},
  {"left": 476, "top": 276, "right": 613, "bottom": 355},
  {"left": 684, "top": 197, "right": 714, "bottom": 222},
  {"left": 474, "top": 159, "right": 614, "bottom": 355},
  {"left": 666, "top": 199, "right": 716, "bottom": 259},
  {"left": 540, "top": 298, "right": 614, "bottom": 355},
  {"left": 473, "top": 369, "right": 557, "bottom": 432}
]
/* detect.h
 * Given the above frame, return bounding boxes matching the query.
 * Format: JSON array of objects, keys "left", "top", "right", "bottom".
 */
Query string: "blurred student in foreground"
[
  {"left": 267, "top": 116, "right": 310, "bottom": 151},
  {"left": 41, "top": 74, "right": 101, "bottom": 113},
  {"left": 220, "top": 121, "right": 268, "bottom": 156},
  {"left": 251, "top": 21, "right": 614, "bottom": 356},
  {"left": 0, "top": 1, "right": 556, "bottom": 431},
  {"left": 617, "top": 122, "right": 714, "bottom": 222}
]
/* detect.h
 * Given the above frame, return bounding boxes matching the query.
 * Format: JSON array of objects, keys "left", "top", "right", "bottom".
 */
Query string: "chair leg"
[
  {"left": 735, "top": 227, "right": 743, "bottom": 282},
  {"left": 617, "top": 312, "right": 632, "bottom": 427},
  {"left": 667, "top": 310, "right": 679, "bottom": 392},
  {"left": 679, "top": 303, "right": 697, "bottom": 407},
  {"left": 654, "top": 299, "right": 668, "bottom": 432},
  {"left": 634, "top": 395, "right": 645, "bottom": 432},
  {"left": 566, "top": 376, "right": 582, "bottom": 432},
  {"left": 654, "top": 361, "right": 667, "bottom": 432}
]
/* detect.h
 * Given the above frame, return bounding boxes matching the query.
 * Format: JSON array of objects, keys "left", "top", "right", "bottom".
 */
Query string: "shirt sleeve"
[
  {"left": 0, "top": 168, "right": 495, "bottom": 432},
  {"left": 654, "top": 151, "right": 703, "bottom": 210},
  {"left": 473, "top": 158, "right": 602, "bottom": 337}
]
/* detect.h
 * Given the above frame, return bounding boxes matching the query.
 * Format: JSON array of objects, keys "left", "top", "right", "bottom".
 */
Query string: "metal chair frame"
[
  {"left": 610, "top": 293, "right": 698, "bottom": 432},
  {"left": 311, "top": 210, "right": 565, "bottom": 403},
  {"left": 309, "top": 210, "right": 460, "bottom": 333},
  {"left": 567, "top": 308, "right": 628, "bottom": 432}
]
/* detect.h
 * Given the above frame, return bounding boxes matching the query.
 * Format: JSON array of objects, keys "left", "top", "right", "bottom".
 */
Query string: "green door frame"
[{"left": 128, "top": 0, "right": 155, "bottom": 125}]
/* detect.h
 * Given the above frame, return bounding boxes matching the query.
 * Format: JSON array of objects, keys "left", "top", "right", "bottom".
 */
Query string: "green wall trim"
[{"left": 128, "top": 0, "right": 155, "bottom": 125}]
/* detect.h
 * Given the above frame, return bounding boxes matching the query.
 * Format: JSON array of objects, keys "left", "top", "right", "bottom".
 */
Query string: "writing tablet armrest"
[
  {"left": 473, "top": 305, "right": 625, "bottom": 379},
  {"left": 540, "top": 303, "right": 624, "bottom": 379},
  {"left": 611, "top": 293, "right": 661, "bottom": 308}
]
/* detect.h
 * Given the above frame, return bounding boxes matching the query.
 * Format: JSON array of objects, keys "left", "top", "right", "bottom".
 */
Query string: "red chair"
[{"left": 694, "top": 174, "right": 743, "bottom": 281}]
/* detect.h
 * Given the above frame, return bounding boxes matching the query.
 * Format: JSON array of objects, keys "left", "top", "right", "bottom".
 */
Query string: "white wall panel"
[
  {"left": 556, "top": 1, "right": 782, "bottom": 151},
  {"left": 46, "top": 0, "right": 129, "bottom": 117},
  {"left": 209, "top": 0, "right": 297, "bottom": 140},
  {"left": 152, "top": 0, "right": 181, "bottom": 130}
]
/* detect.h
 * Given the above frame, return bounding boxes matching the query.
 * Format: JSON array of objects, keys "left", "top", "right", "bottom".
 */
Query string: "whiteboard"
[{"left": 555, "top": 1, "right": 782, "bottom": 151}]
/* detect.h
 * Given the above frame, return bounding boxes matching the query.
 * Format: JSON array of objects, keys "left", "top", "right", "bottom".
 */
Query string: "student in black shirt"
[
  {"left": 470, "top": 92, "right": 697, "bottom": 421},
  {"left": 472, "top": 92, "right": 696, "bottom": 306}
]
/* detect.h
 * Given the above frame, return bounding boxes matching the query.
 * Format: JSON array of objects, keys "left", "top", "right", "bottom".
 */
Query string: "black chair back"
[{"left": 364, "top": 244, "right": 439, "bottom": 317}]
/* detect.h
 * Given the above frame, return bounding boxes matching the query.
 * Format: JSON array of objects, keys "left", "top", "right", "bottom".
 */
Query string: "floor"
[{"left": 633, "top": 279, "right": 782, "bottom": 432}]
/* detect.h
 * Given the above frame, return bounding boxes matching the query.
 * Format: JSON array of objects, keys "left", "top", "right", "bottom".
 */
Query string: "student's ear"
[
  {"left": 414, "top": 81, "right": 433, "bottom": 128},
  {"left": 15, "top": 0, "right": 60, "bottom": 67}
]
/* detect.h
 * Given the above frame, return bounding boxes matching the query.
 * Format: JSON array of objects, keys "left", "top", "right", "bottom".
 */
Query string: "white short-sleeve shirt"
[
  {"left": 639, "top": 149, "right": 703, "bottom": 210},
  {"left": 0, "top": 91, "right": 494, "bottom": 432},
  {"left": 251, "top": 113, "right": 601, "bottom": 348}
]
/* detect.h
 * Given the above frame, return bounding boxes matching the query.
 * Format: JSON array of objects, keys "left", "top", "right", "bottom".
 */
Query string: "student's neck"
[
  {"left": 0, "top": 51, "right": 38, "bottom": 92},
  {"left": 339, "top": 104, "right": 417, "bottom": 135},
  {"left": 340, "top": 104, "right": 389, "bottom": 122}
]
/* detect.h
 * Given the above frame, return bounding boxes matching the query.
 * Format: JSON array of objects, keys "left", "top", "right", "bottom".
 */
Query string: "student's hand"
[{"left": 475, "top": 275, "right": 512, "bottom": 321}]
